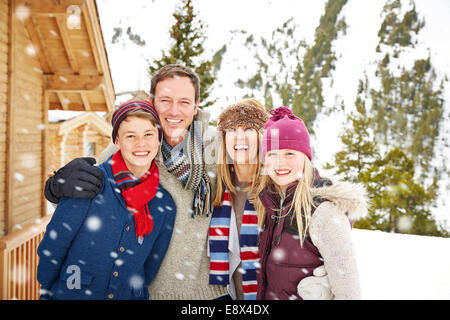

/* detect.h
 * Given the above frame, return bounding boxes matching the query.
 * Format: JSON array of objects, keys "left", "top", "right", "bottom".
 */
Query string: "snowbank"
[{"left": 352, "top": 228, "right": 450, "bottom": 299}]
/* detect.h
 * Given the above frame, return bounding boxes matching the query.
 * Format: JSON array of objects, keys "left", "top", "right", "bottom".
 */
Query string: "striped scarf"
[
  {"left": 111, "top": 152, "right": 159, "bottom": 243},
  {"left": 208, "top": 188, "right": 259, "bottom": 300},
  {"left": 160, "top": 120, "right": 212, "bottom": 217}
]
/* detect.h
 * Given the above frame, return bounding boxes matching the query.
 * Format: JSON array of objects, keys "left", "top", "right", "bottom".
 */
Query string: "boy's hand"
[{"left": 44, "top": 157, "right": 103, "bottom": 203}]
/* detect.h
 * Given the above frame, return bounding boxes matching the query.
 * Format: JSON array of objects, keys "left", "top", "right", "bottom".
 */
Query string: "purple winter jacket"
[{"left": 256, "top": 180, "right": 330, "bottom": 300}]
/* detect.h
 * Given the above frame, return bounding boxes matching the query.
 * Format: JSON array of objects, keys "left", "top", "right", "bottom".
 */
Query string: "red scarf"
[{"left": 111, "top": 152, "right": 159, "bottom": 240}]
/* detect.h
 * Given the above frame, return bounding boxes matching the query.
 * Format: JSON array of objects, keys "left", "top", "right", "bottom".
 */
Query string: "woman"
[
  {"left": 254, "top": 106, "right": 368, "bottom": 300},
  {"left": 208, "top": 99, "right": 269, "bottom": 300}
]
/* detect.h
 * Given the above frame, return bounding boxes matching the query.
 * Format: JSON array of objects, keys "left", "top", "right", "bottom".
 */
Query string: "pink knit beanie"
[{"left": 261, "top": 106, "right": 312, "bottom": 160}]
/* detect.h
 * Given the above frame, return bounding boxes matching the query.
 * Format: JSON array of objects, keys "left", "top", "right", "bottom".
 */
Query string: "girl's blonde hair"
[
  {"left": 252, "top": 152, "right": 315, "bottom": 247},
  {"left": 213, "top": 98, "right": 266, "bottom": 206}
]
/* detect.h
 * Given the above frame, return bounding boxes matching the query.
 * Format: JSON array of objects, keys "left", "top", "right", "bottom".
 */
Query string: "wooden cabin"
[
  {"left": 48, "top": 112, "right": 112, "bottom": 173},
  {"left": 0, "top": 0, "right": 115, "bottom": 299}
]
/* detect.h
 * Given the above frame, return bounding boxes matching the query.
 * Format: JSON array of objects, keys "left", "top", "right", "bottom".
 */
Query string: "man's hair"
[{"left": 150, "top": 64, "right": 200, "bottom": 103}]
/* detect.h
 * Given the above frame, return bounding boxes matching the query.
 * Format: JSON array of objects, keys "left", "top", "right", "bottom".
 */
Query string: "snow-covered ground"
[{"left": 352, "top": 228, "right": 450, "bottom": 299}]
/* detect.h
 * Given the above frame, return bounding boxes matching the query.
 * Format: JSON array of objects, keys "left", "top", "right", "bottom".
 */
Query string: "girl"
[
  {"left": 254, "top": 106, "right": 368, "bottom": 300},
  {"left": 37, "top": 100, "right": 176, "bottom": 300},
  {"left": 208, "top": 99, "right": 269, "bottom": 300}
]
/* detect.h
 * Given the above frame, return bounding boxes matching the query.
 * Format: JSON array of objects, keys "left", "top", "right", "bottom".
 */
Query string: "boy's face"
[
  {"left": 153, "top": 76, "right": 199, "bottom": 146},
  {"left": 115, "top": 116, "right": 160, "bottom": 176},
  {"left": 264, "top": 149, "right": 306, "bottom": 194}
]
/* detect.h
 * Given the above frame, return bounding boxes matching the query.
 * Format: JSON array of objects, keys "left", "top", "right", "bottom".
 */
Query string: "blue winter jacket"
[{"left": 37, "top": 156, "right": 176, "bottom": 300}]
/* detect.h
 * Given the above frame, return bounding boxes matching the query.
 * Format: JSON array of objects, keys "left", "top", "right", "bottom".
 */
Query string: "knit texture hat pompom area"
[
  {"left": 217, "top": 100, "right": 269, "bottom": 132},
  {"left": 261, "top": 106, "right": 312, "bottom": 160}
]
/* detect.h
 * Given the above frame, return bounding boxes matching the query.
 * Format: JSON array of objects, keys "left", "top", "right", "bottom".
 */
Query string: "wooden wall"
[
  {"left": 1, "top": 0, "right": 45, "bottom": 236},
  {"left": 0, "top": 0, "right": 9, "bottom": 236},
  {"left": 47, "top": 122, "right": 111, "bottom": 174}
]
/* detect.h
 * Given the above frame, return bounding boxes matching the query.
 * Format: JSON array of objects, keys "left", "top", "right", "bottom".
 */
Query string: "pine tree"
[
  {"left": 148, "top": 0, "right": 226, "bottom": 109},
  {"left": 234, "top": 0, "right": 348, "bottom": 132},
  {"left": 328, "top": 0, "right": 448, "bottom": 237}
]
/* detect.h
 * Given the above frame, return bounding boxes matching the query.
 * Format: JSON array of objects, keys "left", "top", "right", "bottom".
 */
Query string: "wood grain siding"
[
  {"left": 7, "top": 0, "right": 44, "bottom": 233},
  {"left": 0, "top": 0, "right": 9, "bottom": 236}
]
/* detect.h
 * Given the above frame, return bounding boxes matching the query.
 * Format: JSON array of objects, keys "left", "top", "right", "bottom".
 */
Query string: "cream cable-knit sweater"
[{"left": 308, "top": 180, "right": 369, "bottom": 299}]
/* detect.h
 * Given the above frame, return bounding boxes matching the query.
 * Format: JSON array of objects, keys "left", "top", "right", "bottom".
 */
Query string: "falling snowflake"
[
  {"left": 26, "top": 44, "right": 36, "bottom": 56},
  {"left": 398, "top": 216, "right": 413, "bottom": 232},
  {"left": 175, "top": 273, "right": 184, "bottom": 280},
  {"left": 49, "top": 230, "right": 58, "bottom": 240},
  {"left": 129, "top": 275, "right": 144, "bottom": 289},
  {"left": 15, "top": 5, "right": 30, "bottom": 21},
  {"left": 155, "top": 191, "right": 164, "bottom": 198},
  {"left": 207, "top": 171, "right": 216, "bottom": 178},
  {"left": 14, "top": 173, "right": 24, "bottom": 182},
  {"left": 272, "top": 247, "right": 286, "bottom": 261},
  {"left": 110, "top": 252, "right": 118, "bottom": 259},
  {"left": 115, "top": 259, "right": 124, "bottom": 267},
  {"left": 10, "top": 264, "right": 29, "bottom": 285},
  {"left": 42, "top": 250, "right": 51, "bottom": 257},
  {"left": 86, "top": 216, "right": 102, "bottom": 231}
]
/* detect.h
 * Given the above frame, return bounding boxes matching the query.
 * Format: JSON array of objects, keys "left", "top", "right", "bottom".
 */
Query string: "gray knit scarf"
[{"left": 160, "top": 120, "right": 212, "bottom": 218}]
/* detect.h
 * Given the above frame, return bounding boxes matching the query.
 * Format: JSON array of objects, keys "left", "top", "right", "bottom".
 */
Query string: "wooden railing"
[{"left": 0, "top": 215, "right": 52, "bottom": 300}]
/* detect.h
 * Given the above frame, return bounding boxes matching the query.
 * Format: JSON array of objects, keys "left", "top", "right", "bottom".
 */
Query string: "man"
[{"left": 45, "top": 64, "right": 332, "bottom": 300}]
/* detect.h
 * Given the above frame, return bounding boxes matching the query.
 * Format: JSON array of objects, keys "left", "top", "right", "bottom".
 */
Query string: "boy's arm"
[{"left": 37, "top": 197, "right": 91, "bottom": 293}]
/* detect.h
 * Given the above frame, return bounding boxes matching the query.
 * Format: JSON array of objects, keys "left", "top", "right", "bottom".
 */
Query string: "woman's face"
[
  {"left": 264, "top": 149, "right": 306, "bottom": 193},
  {"left": 224, "top": 126, "right": 259, "bottom": 164}
]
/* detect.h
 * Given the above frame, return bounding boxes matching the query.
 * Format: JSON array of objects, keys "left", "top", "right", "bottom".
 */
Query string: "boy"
[{"left": 37, "top": 100, "right": 175, "bottom": 300}]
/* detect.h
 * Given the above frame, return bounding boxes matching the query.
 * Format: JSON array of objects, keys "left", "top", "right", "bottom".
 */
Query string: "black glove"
[{"left": 44, "top": 157, "right": 103, "bottom": 203}]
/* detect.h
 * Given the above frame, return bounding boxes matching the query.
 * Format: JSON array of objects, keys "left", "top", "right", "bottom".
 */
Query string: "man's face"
[{"left": 153, "top": 76, "right": 199, "bottom": 146}]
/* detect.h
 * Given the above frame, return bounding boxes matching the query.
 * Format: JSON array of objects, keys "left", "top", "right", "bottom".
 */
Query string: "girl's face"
[
  {"left": 264, "top": 149, "right": 306, "bottom": 193},
  {"left": 225, "top": 126, "right": 258, "bottom": 164},
  {"left": 115, "top": 116, "right": 160, "bottom": 176}
]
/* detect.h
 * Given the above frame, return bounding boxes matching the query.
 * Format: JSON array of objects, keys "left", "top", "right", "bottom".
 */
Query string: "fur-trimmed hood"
[{"left": 311, "top": 179, "right": 370, "bottom": 221}]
